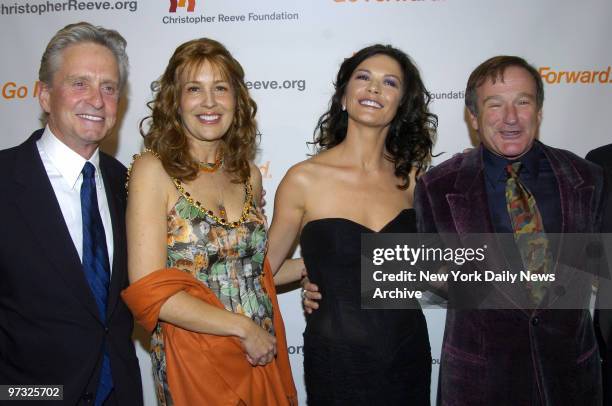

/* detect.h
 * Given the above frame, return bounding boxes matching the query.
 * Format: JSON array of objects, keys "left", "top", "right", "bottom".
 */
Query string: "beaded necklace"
[
  {"left": 199, "top": 155, "right": 223, "bottom": 173},
  {"left": 173, "top": 178, "right": 253, "bottom": 228}
]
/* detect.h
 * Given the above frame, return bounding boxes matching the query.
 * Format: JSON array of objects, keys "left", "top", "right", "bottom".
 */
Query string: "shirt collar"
[
  {"left": 39, "top": 125, "right": 102, "bottom": 190},
  {"left": 483, "top": 141, "right": 541, "bottom": 183}
]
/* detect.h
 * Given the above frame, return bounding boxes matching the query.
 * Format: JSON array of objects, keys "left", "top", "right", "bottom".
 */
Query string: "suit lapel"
[
  {"left": 446, "top": 147, "right": 530, "bottom": 311},
  {"left": 13, "top": 131, "right": 102, "bottom": 323},
  {"left": 542, "top": 145, "right": 595, "bottom": 310},
  {"left": 544, "top": 145, "right": 591, "bottom": 234},
  {"left": 446, "top": 147, "right": 495, "bottom": 235},
  {"left": 99, "top": 157, "right": 127, "bottom": 322}
]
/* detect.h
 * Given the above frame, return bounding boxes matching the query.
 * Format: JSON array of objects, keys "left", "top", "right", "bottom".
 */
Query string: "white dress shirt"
[{"left": 37, "top": 126, "right": 114, "bottom": 273}]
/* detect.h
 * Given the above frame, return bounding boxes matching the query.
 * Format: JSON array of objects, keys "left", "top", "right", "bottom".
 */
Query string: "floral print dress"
[{"left": 151, "top": 180, "right": 274, "bottom": 406}]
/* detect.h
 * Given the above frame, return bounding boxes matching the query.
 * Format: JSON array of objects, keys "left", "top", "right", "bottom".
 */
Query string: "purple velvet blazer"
[{"left": 415, "top": 143, "right": 605, "bottom": 406}]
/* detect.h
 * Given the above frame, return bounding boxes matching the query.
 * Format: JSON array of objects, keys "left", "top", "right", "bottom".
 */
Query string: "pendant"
[{"left": 218, "top": 203, "right": 227, "bottom": 221}]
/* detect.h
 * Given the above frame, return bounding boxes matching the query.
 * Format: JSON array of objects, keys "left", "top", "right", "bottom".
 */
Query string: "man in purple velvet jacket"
[{"left": 414, "top": 56, "right": 605, "bottom": 405}]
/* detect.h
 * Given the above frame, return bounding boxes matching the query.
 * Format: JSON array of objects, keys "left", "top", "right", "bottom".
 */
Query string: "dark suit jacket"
[
  {"left": 0, "top": 130, "right": 142, "bottom": 406},
  {"left": 586, "top": 144, "right": 612, "bottom": 405},
  {"left": 415, "top": 143, "right": 605, "bottom": 406}
]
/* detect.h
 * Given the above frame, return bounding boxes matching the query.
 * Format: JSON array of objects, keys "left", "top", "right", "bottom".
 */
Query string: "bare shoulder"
[
  {"left": 130, "top": 150, "right": 165, "bottom": 173},
  {"left": 128, "top": 150, "right": 172, "bottom": 192},
  {"left": 307, "top": 148, "right": 338, "bottom": 166},
  {"left": 249, "top": 161, "right": 262, "bottom": 187},
  {"left": 281, "top": 153, "right": 334, "bottom": 189}
]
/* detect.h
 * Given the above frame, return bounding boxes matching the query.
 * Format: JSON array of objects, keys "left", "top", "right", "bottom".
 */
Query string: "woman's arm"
[
  {"left": 127, "top": 154, "right": 276, "bottom": 365},
  {"left": 251, "top": 163, "right": 306, "bottom": 285},
  {"left": 267, "top": 164, "right": 309, "bottom": 283},
  {"left": 273, "top": 258, "right": 305, "bottom": 286}
]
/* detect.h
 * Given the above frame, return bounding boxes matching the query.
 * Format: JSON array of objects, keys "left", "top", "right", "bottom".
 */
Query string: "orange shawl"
[{"left": 121, "top": 259, "right": 297, "bottom": 406}]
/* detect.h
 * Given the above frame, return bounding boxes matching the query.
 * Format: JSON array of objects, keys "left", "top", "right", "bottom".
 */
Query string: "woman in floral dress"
[{"left": 121, "top": 38, "right": 297, "bottom": 406}]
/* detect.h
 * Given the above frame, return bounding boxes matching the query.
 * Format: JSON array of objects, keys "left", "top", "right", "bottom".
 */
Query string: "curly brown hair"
[
  {"left": 312, "top": 44, "right": 437, "bottom": 190},
  {"left": 141, "top": 38, "right": 258, "bottom": 182}
]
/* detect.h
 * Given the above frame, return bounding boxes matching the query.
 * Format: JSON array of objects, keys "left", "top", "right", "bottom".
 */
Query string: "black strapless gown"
[{"left": 301, "top": 209, "right": 431, "bottom": 405}]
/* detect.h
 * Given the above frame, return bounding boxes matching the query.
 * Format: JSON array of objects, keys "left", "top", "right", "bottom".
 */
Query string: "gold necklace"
[{"left": 173, "top": 178, "right": 253, "bottom": 228}]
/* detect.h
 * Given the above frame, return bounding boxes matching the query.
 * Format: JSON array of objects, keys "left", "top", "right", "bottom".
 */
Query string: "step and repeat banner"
[{"left": 1, "top": 1, "right": 611, "bottom": 404}]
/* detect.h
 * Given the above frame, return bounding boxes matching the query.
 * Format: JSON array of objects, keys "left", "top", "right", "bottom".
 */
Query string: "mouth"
[
  {"left": 499, "top": 129, "right": 522, "bottom": 138},
  {"left": 359, "top": 99, "right": 383, "bottom": 109},
  {"left": 197, "top": 113, "right": 221, "bottom": 124},
  {"left": 77, "top": 114, "right": 104, "bottom": 122}
]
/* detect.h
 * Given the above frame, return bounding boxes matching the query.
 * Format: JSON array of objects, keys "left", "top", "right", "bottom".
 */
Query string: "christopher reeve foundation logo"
[{"left": 169, "top": 0, "right": 195, "bottom": 12}]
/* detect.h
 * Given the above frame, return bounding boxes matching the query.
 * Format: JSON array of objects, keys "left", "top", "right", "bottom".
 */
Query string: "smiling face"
[
  {"left": 469, "top": 66, "right": 542, "bottom": 159},
  {"left": 39, "top": 42, "right": 120, "bottom": 159},
  {"left": 178, "top": 60, "right": 236, "bottom": 147},
  {"left": 342, "top": 54, "right": 404, "bottom": 130}
]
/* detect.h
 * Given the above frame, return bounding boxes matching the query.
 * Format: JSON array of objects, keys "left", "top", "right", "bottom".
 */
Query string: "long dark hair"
[{"left": 312, "top": 44, "right": 437, "bottom": 189}]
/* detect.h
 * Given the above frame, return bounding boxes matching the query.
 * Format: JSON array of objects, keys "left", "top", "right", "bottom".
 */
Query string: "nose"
[
  {"left": 367, "top": 79, "right": 380, "bottom": 94},
  {"left": 87, "top": 87, "right": 104, "bottom": 110},
  {"left": 200, "top": 87, "right": 217, "bottom": 108},
  {"left": 504, "top": 104, "right": 518, "bottom": 124}
]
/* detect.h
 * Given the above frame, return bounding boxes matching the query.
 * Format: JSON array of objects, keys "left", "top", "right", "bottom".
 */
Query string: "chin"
[
  {"left": 490, "top": 138, "right": 531, "bottom": 158},
  {"left": 79, "top": 132, "right": 107, "bottom": 143},
  {"left": 498, "top": 146, "right": 529, "bottom": 159}
]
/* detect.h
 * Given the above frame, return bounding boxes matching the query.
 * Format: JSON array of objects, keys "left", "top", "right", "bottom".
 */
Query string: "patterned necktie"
[
  {"left": 505, "top": 161, "right": 552, "bottom": 305},
  {"left": 81, "top": 162, "right": 113, "bottom": 405}
]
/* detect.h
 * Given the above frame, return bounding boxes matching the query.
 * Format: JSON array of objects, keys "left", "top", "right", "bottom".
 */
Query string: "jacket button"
[
  {"left": 104, "top": 327, "right": 109, "bottom": 334},
  {"left": 554, "top": 286, "right": 566, "bottom": 297},
  {"left": 82, "top": 392, "right": 94, "bottom": 402},
  {"left": 531, "top": 317, "right": 539, "bottom": 326}
]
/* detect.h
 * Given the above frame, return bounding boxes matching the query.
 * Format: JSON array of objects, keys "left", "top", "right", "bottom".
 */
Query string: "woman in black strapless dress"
[
  {"left": 300, "top": 211, "right": 431, "bottom": 405},
  {"left": 267, "top": 44, "right": 438, "bottom": 405}
]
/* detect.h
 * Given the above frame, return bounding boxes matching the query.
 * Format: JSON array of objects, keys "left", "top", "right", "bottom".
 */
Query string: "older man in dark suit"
[
  {"left": 415, "top": 56, "right": 605, "bottom": 405},
  {"left": 0, "top": 23, "right": 142, "bottom": 405},
  {"left": 586, "top": 144, "right": 612, "bottom": 405}
]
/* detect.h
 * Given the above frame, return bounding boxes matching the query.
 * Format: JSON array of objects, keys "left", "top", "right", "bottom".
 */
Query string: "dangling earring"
[{"left": 342, "top": 104, "right": 346, "bottom": 111}]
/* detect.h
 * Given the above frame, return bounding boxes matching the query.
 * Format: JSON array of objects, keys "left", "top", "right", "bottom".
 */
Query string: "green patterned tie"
[{"left": 505, "top": 162, "right": 552, "bottom": 305}]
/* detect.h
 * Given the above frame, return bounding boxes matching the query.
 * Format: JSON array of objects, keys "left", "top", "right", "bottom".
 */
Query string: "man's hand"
[{"left": 301, "top": 268, "right": 321, "bottom": 314}]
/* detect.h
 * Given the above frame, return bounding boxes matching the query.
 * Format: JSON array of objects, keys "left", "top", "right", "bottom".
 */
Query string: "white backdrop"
[{"left": 1, "top": 1, "right": 611, "bottom": 404}]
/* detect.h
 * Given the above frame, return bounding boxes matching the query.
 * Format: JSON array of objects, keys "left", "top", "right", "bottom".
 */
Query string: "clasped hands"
[{"left": 239, "top": 317, "right": 277, "bottom": 367}]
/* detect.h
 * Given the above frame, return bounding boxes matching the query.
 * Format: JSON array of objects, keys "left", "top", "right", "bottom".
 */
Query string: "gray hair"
[{"left": 39, "top": 22, "right": 129, "bottom": 91}]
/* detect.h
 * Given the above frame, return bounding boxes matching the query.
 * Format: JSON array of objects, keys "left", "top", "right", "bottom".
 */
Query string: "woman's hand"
[
  {"left": 238, "top": 318, "right": 277, "bottom": 366},
  {"left": 301, "top": 269, "right": 321, "bottom": 314}
]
